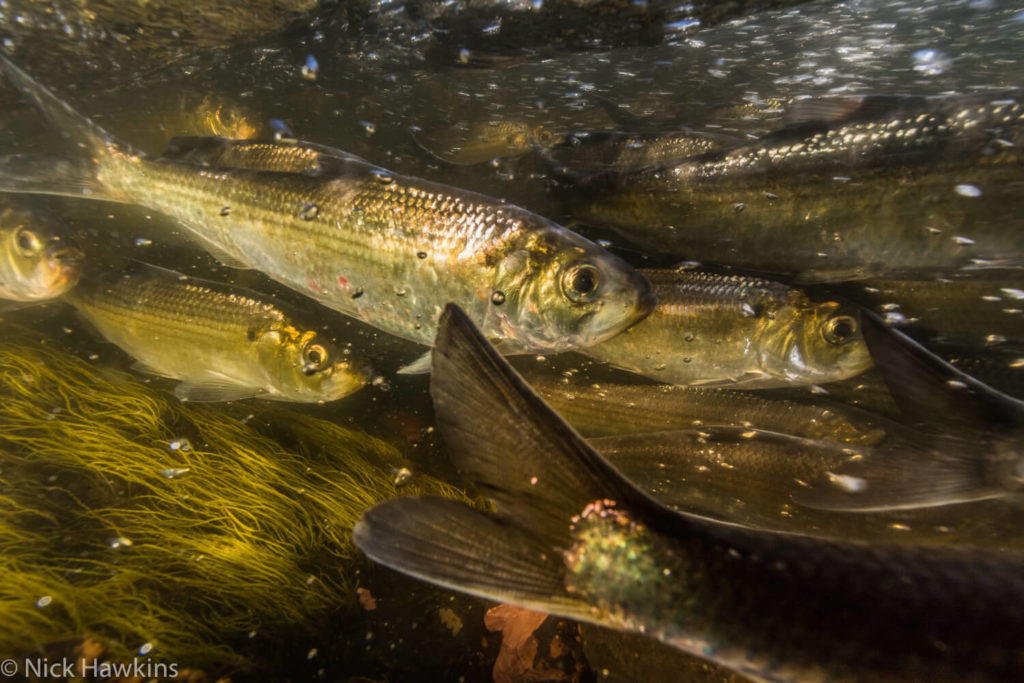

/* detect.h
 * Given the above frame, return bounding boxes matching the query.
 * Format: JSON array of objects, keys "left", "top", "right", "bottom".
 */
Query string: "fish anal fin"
[{"left": 174, "top": 376, "right": 260, "bottom": 403}]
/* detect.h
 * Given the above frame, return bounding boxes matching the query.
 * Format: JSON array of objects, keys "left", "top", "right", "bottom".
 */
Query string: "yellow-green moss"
[{"left": 0, "top": 338, "right": 465, "bottom": 668}]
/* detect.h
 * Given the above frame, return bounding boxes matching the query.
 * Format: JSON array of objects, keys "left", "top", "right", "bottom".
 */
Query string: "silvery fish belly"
[
  {"left": 0, "top": 58, "right": 656, "bottom": 355},
  {"left": 582, "top": 269, "right": 871, "bottom": 388},
  {"left": 0, "top": 197, "right": 81, "bottom": 302},
  {"left": 64, "top": 262, "right": 371, "bottom": 403}
]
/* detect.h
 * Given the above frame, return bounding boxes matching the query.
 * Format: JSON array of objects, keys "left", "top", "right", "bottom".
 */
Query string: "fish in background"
[
  {"left": 526, "top": 373, "right": 889, "bottom": 444},
  {"left": 355, "top": 304, "right": 1024, "bottom": 682},
  {"left": 413, "top": 119, "right": 564, "bottom": 165},
  {"left": 540, "top": 130, "right": 740, "bottom": 174},
  {"left": 0, "top": 197, "right": 81, "bottom": 302},
  {"left": 830, "top": 272, "right": 1024, "bottom": 350},
  {"left": 791, "top": 313, "right": 1024, "bottom": 512},
  {"left": 581, "top": 269, "right": 871, "bottom": 388},
  {"left": 65, "top": 262, "right": 371, "bottom": 403},
  {"left": 563, "top": 92, "right": 1024, "bottom": 281},
  {"left": 0, "top": 58, "right": 655, "bottom": 367}
]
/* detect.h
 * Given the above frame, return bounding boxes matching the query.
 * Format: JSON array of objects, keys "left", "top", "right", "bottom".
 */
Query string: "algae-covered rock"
[{"left": 0, "top": 337, "right": 465, "bottom": 670}]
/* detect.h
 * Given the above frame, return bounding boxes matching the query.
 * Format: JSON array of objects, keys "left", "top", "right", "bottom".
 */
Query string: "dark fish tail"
[
  {"left": 353, "top": 304, "right": 661, "bottom": 617},
  {"left": 0, "top": 56, "right": 139, "bottom": 199}
]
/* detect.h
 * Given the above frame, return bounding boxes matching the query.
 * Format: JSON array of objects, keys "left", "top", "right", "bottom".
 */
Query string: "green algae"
[{"left": 0, "top": 337, "right": 466, "bottom": 669}]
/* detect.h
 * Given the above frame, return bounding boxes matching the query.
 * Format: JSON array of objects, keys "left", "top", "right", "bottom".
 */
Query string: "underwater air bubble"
[{"left": 826, "top": 472, "right": 867, "bottom": 493}]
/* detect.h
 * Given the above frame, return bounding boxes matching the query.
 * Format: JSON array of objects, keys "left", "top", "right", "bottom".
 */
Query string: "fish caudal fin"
[
  {"left": 354, "top": 304, "right": 661, "bottom": 615},
  {"left": 0, "top": 56, "right": 137, "bottom": 200}
]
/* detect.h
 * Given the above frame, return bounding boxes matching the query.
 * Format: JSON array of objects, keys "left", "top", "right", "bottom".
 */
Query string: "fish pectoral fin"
[
  {"left": 397, "top": 350, "right": 433, "bottom": 375},
  {"left": 793, "top": 438, "right": 1002, "bottom": 512},
  {"left": 174, "top": 375, "right": 261, "bottom": 403},
  {"left": 353, "top": 497, "right": 594, "bottom": 621}
]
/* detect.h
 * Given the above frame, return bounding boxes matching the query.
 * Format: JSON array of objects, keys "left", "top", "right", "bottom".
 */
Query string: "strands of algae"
[{"left": 0, "top": 338, "right": 466, "bottom": 668}]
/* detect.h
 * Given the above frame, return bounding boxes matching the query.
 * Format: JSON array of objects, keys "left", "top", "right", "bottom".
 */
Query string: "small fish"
[
  {"left": 0, "top": 198, "right": 81, "bottom": 302},
  {"left": 582, "top": 270, "right": 871, "bottom": 388},
  {"left": 542, "top": 130, "right": 738, "bottom": 175},
  {"left": 566, "top": 92, "right": 1024, "bottom": 280},
  {"left": 794, "top": 313, "right": 1024, "bottom": 512},
  {"left": 414, "top": 119, "right": 563, "bottom": 165},
  {"left": 527, "top": 373, "right": 889, "bottom": 444},
  {"left": 64, "top": 262, "right": 370, "bottom": 403},
  {"left": 355, "top": 304, "right": 1024, "bottom": 682},
  {"left": 0, "top": 58, "right": 655, "bottom": 359}
]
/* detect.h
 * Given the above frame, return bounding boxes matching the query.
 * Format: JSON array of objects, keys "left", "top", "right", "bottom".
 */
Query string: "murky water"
[{"left": 2, "top": 0, "right": 1024, "bottom": 681}]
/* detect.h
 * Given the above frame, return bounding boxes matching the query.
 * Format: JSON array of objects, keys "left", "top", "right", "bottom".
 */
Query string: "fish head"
[
  {"left": 0, "top": 207, "right": 82, "bottom": 301},
  {"left": 256, "top": 325, "right": 370, "bottom": 402},
  {"left": 759, "top": 300, "right": 873, "bottom": 384},
  {"left": 490, "top": 230, "right": 656, "bottom": 353}
]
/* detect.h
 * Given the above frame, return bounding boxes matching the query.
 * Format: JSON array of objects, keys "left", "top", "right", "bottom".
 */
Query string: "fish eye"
[
  {"left": 823, "top": 315, "right": 859, "bottom": 345},
  {"left": 302, "top": 343, "right": 329, "bottom": 375},
  {"left": 15, "top": 228, "right": 42, "bottom": 256},
  {"left": 561, "top": 263, "right": 601, "bottom": 303}
]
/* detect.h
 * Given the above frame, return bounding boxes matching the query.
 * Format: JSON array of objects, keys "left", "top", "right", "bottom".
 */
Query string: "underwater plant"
[{"left": 0, "top": 336, "right": 466, "bottom": 670}]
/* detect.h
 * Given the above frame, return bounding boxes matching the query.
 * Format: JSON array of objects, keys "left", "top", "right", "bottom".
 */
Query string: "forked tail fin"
[
  {"left": 0, "top": 56, "right": 139, "bottom": 199},
  {"left": 353, "top": 304, "right": 663, "bottom": 617}
]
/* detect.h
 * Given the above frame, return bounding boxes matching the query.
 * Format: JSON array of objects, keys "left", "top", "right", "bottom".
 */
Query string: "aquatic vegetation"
[{"left": 0, "top": 338, "right": 465, "bottom": 668}]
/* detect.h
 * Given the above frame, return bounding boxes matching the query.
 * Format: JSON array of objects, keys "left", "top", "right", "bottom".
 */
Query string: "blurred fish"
[
  {"left": 527, "top": 374, "right": 888, "bottom": 444},
  {"left": 0, "top": 198, "right": 81, "bottom": 302},
  {"left": 0, "top": 58, "right": 655, "bottom": 362},
  {"left": 65, "top": 262, "right": 370, "bottom": 403},
  {"left": 565, "top": 92, "right": 1024, "bottom": 280},
  {"left": 582, "top": 270, "right": 871, "bottom": 388},
  {"left": 587, "top": 426, "right": 1024, "bottom": 550},
  {"left": 793, "top": 313, "right": 1024, "bottom": 512},
  {"left": 832, "top": 272, "right": 1024, "bottom": 349},
  {"left": 543, "top": 130, "right": 738, "bottom": 174},
  {"left": 414, "top": 120, "right": 564, "bottom": 165},
  {"left": 355, "top": 304, "right": 1024, "bottom": 682}
]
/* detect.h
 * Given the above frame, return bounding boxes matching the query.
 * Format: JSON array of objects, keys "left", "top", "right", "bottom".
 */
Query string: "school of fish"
[{"left": 2, "top": 1, "right": 1024, "bottom": 680}]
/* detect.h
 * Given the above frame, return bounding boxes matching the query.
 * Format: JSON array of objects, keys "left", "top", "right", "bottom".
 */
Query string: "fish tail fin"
[
  {"left": 0, "top": 56, "right": 139, "bottom": 200},
  {"left": 354, "top": 304, "right": 660, "bottom": 615}
]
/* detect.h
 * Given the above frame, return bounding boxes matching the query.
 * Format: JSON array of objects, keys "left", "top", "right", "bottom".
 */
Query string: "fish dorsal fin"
[
  {"left": 783, "top": 95, "right": 929, "bottom": 127},
  {"left": 861, "top": 312, "right": 1024, "bottom": 433},
  {"left": 429, "top": 304, "right": 665, "bottom": 536},
  {"left": 162, "top": 135, "right": 372, "bottom": 176}
]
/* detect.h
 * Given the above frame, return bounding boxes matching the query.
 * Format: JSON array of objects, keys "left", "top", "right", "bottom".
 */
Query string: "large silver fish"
[{"left": 0, "top": 58, "right": 655, "bottom": 363}]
